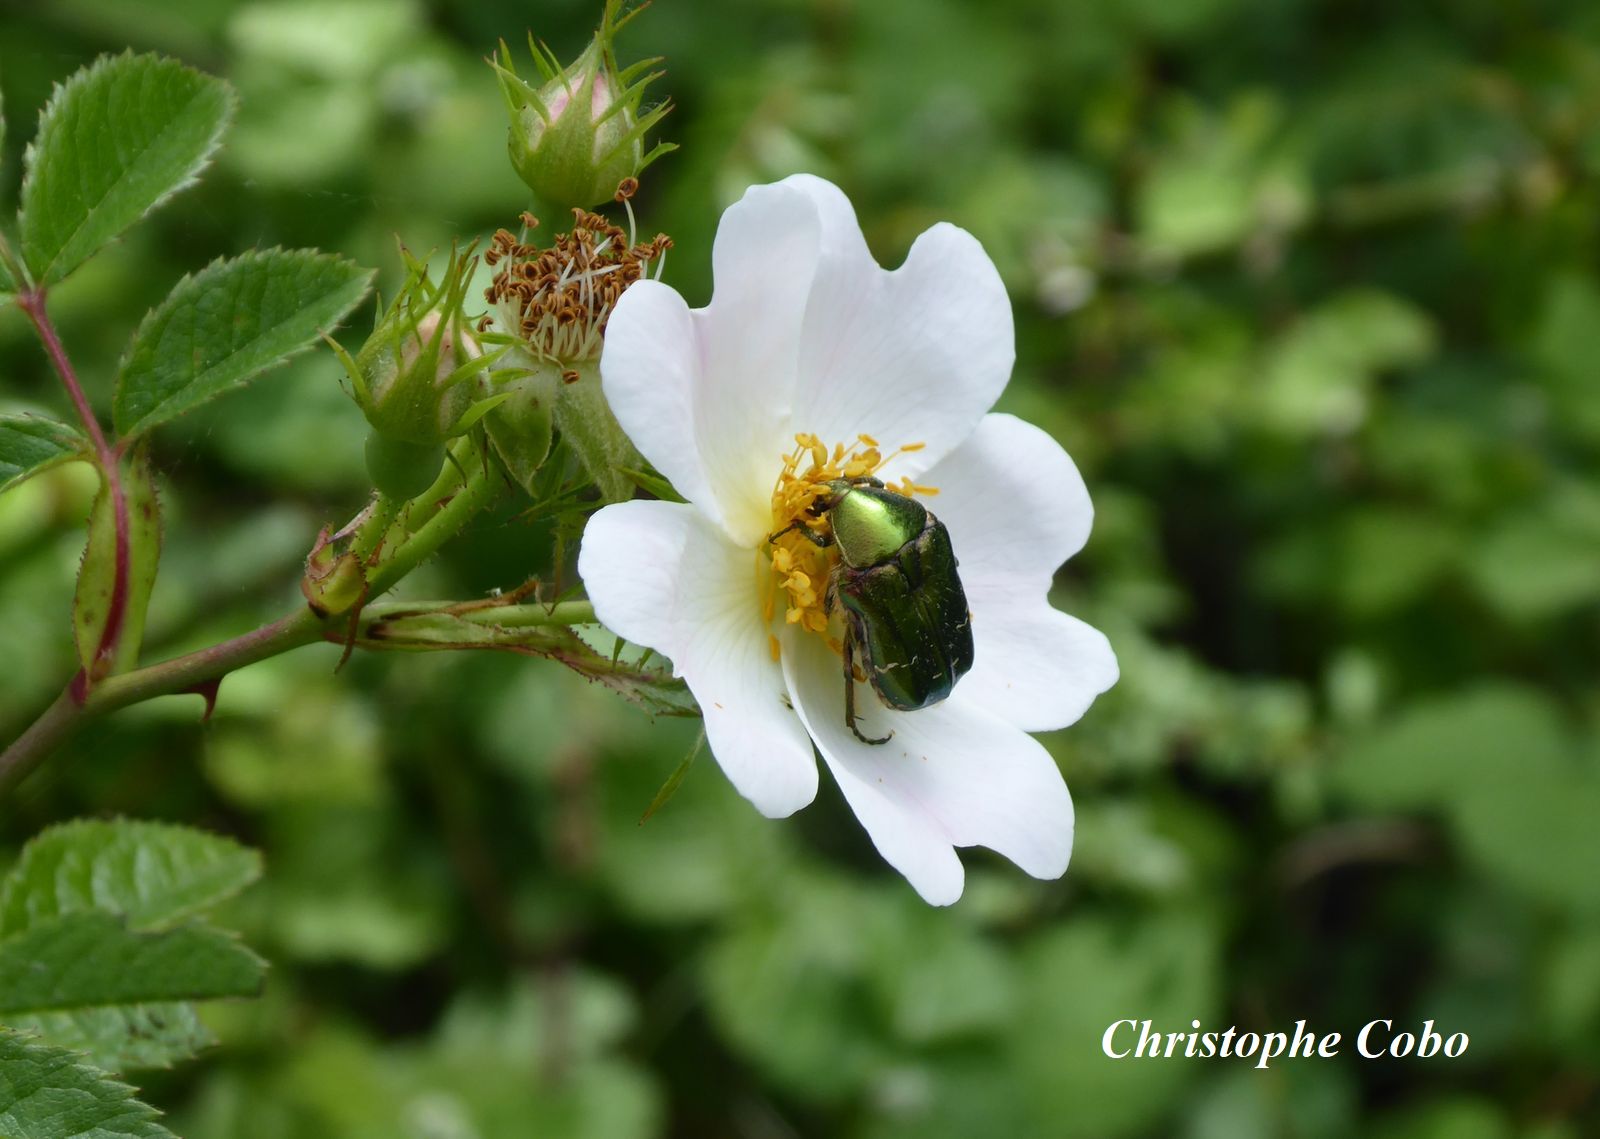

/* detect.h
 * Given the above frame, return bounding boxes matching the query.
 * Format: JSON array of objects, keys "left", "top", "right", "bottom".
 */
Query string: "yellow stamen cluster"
[
  {"left": 483, "top": 206, "right": 672, "bottom": 363},
  {"left": 762, "top": 433, "right": 934, "bottom": 652}
]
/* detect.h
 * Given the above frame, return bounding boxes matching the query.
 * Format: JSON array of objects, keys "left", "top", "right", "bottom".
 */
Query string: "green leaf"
[
  {"left": 1465, "top": 487, "right": 1600, "bottom": 621},
  {"left": 702, "top": 879, "right": 890, "bottom": 1099},
  {"left": 113, "top": 248, "right": 372, "bottom": 438},
  {"left": 0, "top": 821, "right": 263, "bottom": 1072},
  {"left": 0, "top": 413, "right": 88, "bottom": 494},
  {"left": 1335, "top": 685, "right": 1600, "bottom": 911},
  {"left": 19, "top": 53, "right": 234, "bottom": 286},
  {"left": 0, "top": 1030, "right": 175, "bottom": 1139},
  {"left": 5, "top": 1004, "right": 211, "bottom": 1076},
  {"left": 71, "top": 448, "right": 162, "bottom": 680},
  {"left": 0, "top": 819, "right": 262, "bottom": 935},
  {"left": 1334, "top": 685, "right": 1568, "bottom": 812},
  {"left": 0, "top": 911, "right": 264, "bottom": 1016}
]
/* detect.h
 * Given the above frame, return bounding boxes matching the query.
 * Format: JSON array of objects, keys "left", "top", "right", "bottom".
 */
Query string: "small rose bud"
[
  {"left": 301, "top": 527, "right": 367, "bottom": 618},
  {"left": 332, "top": 245, "right": 506, "bottom": 498},
  {"left": 493, "top": 0, "right": 675, "bottom": 210}
]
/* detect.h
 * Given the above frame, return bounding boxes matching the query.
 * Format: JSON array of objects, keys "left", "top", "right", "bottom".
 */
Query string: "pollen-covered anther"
[
  {"left": 485, "top": 208, "right": 672, "bottom": 365},
  {"left": 764, "top": 431, "right": 934, "bottom": 641}
]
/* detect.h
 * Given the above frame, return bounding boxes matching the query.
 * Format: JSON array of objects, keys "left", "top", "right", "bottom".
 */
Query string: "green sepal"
[
  {"left": 549, "top": 362, "right": 639, "bottom": 504},
  {"left": 484, "top": 362, "right": 557, "bottom": 495},
  {"left": 620, "top": 464, "right": 687, "bottom": 504},
  {"left": 0, "top": 243, "right": 15, "bottom": 304}
]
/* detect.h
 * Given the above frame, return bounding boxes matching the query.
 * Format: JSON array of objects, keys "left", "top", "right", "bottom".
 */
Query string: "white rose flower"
[{"left": 577, "top": 175, "right": 1117, "bottom": 905}]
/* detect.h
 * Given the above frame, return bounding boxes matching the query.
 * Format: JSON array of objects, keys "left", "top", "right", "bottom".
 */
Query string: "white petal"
[
  {"left": 782, "top": 630, "right": 1075, "bottom": 905},
  {"left": 779, "top": 175, "right": 1015, "bottom": 476},
  {"left": 918, "top": 413, "right": 1118, "bottom": 730},
  {"left": 579, "top": 500, "right": 819, "bottom": 817},
  {"left": 959, "top": 592, "right": 1118, "bottom": 732},
  {"left": 919, "top": 413, "right": 1093, "bottom": 585},
  {"left": 692, "top": 182, "right": 825, "bottom": 545},
  {"left": 601, "top": 183, "right": 827, "bottom": 547},
  {"left": 599, "top": 281, "right": 721, "bottom": 524}
]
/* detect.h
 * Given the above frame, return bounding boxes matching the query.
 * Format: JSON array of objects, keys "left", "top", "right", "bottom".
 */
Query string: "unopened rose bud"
[
  {"left": 493, "top": 0, "right": 675, "bottom": 210},
  {"left": 332, "top": 245, "right": 506, "bottom": 499}
]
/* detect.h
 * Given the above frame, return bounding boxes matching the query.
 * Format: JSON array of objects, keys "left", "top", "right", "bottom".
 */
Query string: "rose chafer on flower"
[
  {"left": 578, "top": 175, "right": 1119, "bottom": 905},
  {"left": 332, "top": 245, "right": 504, "bottom": 500},
  {"left": 492, "top": 0, "right": 676, "bottom": 212}
]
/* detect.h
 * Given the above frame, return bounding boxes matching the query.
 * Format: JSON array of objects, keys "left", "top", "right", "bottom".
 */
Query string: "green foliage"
[
  {"left": 0, "top": 413, "right": 85, "bottom": 493},
  {"left": 113, "top": 249, "right": 372, "bottom": 438},
  {"left": 0, "top": 821, "right": 264, "bottom": 1073},
  {"left": 1010, "top": 914, "right": 1221, "bottom": 1138},
  {"left": 4, "top": 1, "right": 1600, "bottom": 1136},
  {"left": 0, "top": 911, "right": 264, "bottom": 1016},
  {"left": 1334, "top": 684, "right": 1600, "bottom": 912},
  {"left": 18, "top": 52, "right": 232, "bottom": 286},
  {"left": 174, "top": 977, "right": 660, "bottom": 1139},
  {"left": 0, "top": 818, "right": 262, "bottom": 931},
  {"left": 0, "top": 1031, "right": 175, "bottom": 1139}
]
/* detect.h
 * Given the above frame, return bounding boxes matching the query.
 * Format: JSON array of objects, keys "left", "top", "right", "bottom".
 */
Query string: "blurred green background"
[{"left": 3, "top": 0, "right": 1600, "bottom": 1135}]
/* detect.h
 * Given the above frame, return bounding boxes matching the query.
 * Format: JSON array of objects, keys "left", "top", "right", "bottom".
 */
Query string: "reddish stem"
[{"left": 17, "top": 288, "right": 132, "bottom": 698}]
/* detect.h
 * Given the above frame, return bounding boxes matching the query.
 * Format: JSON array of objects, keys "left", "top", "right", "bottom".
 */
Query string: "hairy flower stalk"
[{"left": 579, "top": 175, "right": 1119, "bottom": 904}]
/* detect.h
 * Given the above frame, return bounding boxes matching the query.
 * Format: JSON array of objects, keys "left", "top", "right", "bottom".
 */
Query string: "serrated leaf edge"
[
  {"left": 0, "top": 411, "right": 90, "bottom": 493},
  {"left": 18, "top": 50, "right": 237, "bottom": 285},
  {"left": 0, "top": 1027, "right": 175, "bottom": 1136},
  {"left": 0, "top": 816, "right": 265, "bottom": 936},
  {"left": 113, "top": 246, "right": 374, "bottom": 437}
]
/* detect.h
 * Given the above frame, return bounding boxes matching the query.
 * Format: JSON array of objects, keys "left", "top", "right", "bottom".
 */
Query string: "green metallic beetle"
[{"left": 772, "top": 476, "right": 974, "bottom": 745}]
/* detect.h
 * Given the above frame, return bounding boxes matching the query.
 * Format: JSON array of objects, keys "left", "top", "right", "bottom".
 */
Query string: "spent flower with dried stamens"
[
  {"left": 483, "top": 201, "right": 671, "bottom": 368},
  {"left": 481, "top": 198, "right": 672, "bottom": 503}
]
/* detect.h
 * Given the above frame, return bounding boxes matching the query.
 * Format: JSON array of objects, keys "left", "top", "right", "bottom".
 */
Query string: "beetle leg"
[
  {"left": 766, "top": 519, "right": 835, "bottom": 549},
  {"left": 843, "top": 627, "right": 893, "bottom": 746}
]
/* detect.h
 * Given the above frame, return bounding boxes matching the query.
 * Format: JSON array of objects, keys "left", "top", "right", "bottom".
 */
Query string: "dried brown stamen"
[{"left": 485, "top": 208, "right": 672, "bottom": 365}]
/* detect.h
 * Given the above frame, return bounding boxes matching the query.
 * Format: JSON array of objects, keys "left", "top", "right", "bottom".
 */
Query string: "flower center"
[
  {"left": 761, "top": 433, "right": 936, "bottom": 661},
  {"left": 483, "top": 201, "right": 672, "bottom": 365}
]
